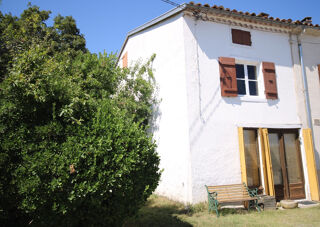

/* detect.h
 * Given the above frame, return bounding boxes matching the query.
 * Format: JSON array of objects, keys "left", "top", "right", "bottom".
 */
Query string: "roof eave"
[
  {"left": 186, "top": 4, "right": 297, "bottom": 30},
  {"left": 117, "top": 3, "right": 320, "bottom": 64},
  {"left": 187, "top": 4, "right": 320, "bottom": 32}
]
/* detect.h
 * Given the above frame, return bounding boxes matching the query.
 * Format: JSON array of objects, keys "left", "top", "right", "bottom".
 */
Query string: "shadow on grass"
[
  {"left": 123, "top": 196, "right": 261, "bottom": 226},
  {"left": 217, "top": 207, "right": 251, "bottom": 217},
  {"left": 123, "top": 201, "right": 192, "bottom": 227},
  {"left": 186, "top": 201, "right": 255, "bottom": 217}
]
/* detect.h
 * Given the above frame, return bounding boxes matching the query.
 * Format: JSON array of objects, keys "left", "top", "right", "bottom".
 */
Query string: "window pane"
[
  {"left": 249, "top": 81, "right": 258, "bottom": 96},
  {"left": 269, "top": 133, "right": 283, "bottom": 185},
  {"left": 237, "top": 79, "right": 246, "bottom": 95},
  {"left": 247, "top": 65, "right": 256, "bottom": 80},
  {"left": 236, "top": 64, "right": 245, "bottom": 79},
  {"left": 244, "top": 130, "right": 260, "bottom": 187},
  {"left": 284, "top": 134, "right": 303, "bottom": 184}
]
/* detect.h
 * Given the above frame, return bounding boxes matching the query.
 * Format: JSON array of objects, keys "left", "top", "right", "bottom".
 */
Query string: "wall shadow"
[{"left": 190, "top": 85, "right": 222, "bottom": 147}]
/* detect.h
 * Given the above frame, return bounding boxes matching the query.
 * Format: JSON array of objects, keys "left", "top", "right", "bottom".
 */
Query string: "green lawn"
[{"left": 124, "top": 195, "right": 320, "bottom": 227}]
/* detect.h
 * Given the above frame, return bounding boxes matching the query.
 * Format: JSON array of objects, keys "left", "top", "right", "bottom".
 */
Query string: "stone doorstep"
[
  {"left": 277, "top": 200, "right": 320, "bottom": 210},
  {"left": 296, "top": 200, "right": 320, "bottom": 209}
]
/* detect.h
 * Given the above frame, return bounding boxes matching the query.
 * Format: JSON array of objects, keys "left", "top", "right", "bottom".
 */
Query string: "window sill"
[{"left": 237, "top": 96, "right": 267, "bottom": 103}]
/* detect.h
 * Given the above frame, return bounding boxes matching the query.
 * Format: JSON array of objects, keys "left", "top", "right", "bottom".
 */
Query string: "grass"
[{"left": 124, "top": 194, "right": 320, "bottom": 227}]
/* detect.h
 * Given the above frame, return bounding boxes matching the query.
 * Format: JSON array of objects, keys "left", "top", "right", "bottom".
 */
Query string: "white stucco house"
[{"left": 118, "top": 2, "right": 320, "bottom": 204}]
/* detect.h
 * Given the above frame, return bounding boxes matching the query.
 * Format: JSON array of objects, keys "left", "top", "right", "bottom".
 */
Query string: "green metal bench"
[{"left": 205, "top": 183, "right": 261, "bottom": 217}]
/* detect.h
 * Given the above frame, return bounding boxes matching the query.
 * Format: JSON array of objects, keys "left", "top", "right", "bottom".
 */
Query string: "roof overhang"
[{"left": 117, "top": 3, "right": 320, "bottom": 63}]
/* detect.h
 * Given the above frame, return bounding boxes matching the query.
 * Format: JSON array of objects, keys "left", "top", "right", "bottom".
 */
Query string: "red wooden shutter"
[
  {"left": 219, "top": 57, "right": 238, "bottom": 97},
  {"left": 262, "top": 62, "right": 278, "bottom": 99},
  {"left": 122, "top": 52, "right": 128, "bottom": 68},
  {"left": 231, "top": 29, "right": 252, "bottom": 46}
]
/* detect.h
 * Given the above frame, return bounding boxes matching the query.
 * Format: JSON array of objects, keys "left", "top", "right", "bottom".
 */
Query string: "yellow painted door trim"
[
  {"left": 261, "top": 129, "right": 275, "bottom": 196},
  {"left": 238, "top": 127, "right": 247, "bottom": 185},
  {"left": 303, "top": 129, "right": 320, "bottom": 201},
  {"left": 259, "top": 128, "right": 269, "bottom": 195}
]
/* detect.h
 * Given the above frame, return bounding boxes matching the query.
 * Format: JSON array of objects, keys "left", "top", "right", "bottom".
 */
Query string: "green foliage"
[
  {"left": 0, "top": 5, "right": 86, "bottom": 82},
  {"left": 0, "top": 5, "right": 160, "bottom": 226}
]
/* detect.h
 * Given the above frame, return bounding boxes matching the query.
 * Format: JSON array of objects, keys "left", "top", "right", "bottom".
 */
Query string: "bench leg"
[
  {"left": 208, "top": 197, "right": 220, "bottom": 217},
  {"left": 249, "top": 199, "right": 261, "bottom": 212},
  {"left": 255, "top": 199, "right": 261, "bottom": 212},
  {"left": 208, "top": 197, "right": 214, "bottom": 214},
  {"left": 245, "top": 201, "right": 251, "bottom": 211},
  {"left": 214, "top": 200, "right": 219, "bottom": 217}
]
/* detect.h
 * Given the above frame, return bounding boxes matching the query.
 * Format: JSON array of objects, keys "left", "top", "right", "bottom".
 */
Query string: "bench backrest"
[{"left": 206, "top": 184, "right": 253, "bottom": 202}]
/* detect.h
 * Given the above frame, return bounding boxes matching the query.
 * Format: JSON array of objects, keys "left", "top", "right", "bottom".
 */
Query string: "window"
[
  {"left": 231, "top": 29, "right": 252, "bottom": 46},
  {"left": 219, "top": 57, "right": 278, "bottom": 99},
  {"left": 236, "top": 64, "right": 258, "bottom": 96}
]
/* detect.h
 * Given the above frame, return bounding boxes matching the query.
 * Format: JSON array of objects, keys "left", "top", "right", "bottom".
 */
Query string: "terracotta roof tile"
[
  {"left": 257, "top": 12, "right": 269, "bottom": 18},
  {"left": 188, "top": 2, "right": 318, "bottom": 28}
]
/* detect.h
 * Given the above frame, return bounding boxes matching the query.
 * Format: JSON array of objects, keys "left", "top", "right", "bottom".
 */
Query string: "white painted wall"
[
  {"left": 182, "top": 15, "right": 302, "bottom": 203},
  {"left": 289, "top": 33, "right": 320, "bottom": 187},
  {"left": 119, "top": 14, "right": 192, "bottom": 203},
  {"left": 299, "top": 34, "right": 320, "bottom": 181}
]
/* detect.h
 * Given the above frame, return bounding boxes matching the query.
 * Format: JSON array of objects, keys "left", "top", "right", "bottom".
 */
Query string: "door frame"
[
  {"left": 267, "top": 129, "right": 305, "bottom": 200},
  {"left": 239, "top": 127, "right": 319, "bottom": 201}
]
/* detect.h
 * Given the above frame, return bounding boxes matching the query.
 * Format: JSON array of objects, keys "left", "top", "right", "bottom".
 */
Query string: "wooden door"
[
  {"left": 268, "top": 132, "right": 285, "bottom": 200},
  {"left": 283, "top": 132, "right": 305, "bottom": 199},
  {"left": 268, "top": 129, "right": 305, "bottom": 201}
]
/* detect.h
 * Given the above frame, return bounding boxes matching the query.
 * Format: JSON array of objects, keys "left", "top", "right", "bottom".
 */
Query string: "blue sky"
[{"left": 1, "top": 0, "right": 320, "bottom": 54}]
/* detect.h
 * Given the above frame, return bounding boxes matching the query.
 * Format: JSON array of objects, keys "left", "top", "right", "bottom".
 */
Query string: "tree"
[
  {"left": 0, "top": 6, "right": 160, "bottom": 226},
  {"left": 0, "top": 5, "right": 86, "bottom": 82}
]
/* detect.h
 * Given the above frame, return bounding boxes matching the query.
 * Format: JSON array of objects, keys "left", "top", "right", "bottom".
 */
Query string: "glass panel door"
[
  {"left": 268, "top": 130, "right": 305, "bottom": 200},
  {"left": 244, "top": 129, "right": 261, "bottom": 188},
  {"left": 269, "top": 133, "right": 285, "bottom": 200},
  {"left": 283, "top": 133, "right": 305, "bottom": 199}
]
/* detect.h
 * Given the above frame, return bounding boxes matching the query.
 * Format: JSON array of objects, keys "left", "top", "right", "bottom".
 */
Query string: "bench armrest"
[
  {"left": 208, "top": 191, "right": 218, "bottom": 199},
  {"left": 243, "top": 182, "right": 259, "bottom": 197},
  {"left": 248, "top": 188, "right": 258, "bottom": 197},
  {"left": 205, "top": 185, "right": 218, "bottom": 200}
]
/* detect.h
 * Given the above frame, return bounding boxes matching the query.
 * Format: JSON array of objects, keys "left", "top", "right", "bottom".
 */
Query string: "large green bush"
[{"left": 0, "top": 6, "right": 160, "bottom": 226}]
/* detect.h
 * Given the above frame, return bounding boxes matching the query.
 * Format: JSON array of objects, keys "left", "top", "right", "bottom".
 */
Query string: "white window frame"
[{"left": 235, "top": 60, "right": 265, "bottom": 100}]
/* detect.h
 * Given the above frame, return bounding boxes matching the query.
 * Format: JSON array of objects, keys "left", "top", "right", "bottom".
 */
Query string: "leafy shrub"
[{"left": 0, "top": 6, "right": 160, "bottom": 226}]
